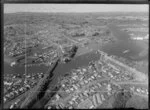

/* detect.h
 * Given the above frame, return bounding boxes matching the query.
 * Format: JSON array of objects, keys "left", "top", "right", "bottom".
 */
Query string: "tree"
[{"left": 112, "top": 89, "right": 132, "bottom": 108}]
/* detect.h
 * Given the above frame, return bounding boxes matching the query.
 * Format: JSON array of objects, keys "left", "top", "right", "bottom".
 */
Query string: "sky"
[{"left": 4, "top": 4, "right": 149, "bottom": 13}]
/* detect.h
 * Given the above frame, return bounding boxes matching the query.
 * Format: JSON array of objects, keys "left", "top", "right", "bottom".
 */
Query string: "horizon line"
[{"left": 4, "top": 11, "right": 148, "bottom": 14}]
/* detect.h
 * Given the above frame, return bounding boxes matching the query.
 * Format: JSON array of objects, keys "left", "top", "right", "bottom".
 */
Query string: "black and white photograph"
[
  {"left": 3, "top": 0, "right": 149, "bottom": 3},
  {"left": 3, "top": 4, "right": 149, "bottom": 109}
]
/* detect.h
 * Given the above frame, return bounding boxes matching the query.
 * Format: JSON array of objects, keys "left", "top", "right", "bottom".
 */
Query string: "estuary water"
[
  {"left": 4, "top": 24, "right": 148, "bottom": 79},
  {"left": 101, "top": 24, "right": 148, "bottom": 61}
]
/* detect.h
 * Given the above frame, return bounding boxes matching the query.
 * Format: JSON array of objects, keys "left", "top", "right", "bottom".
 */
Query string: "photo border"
[{"left": 1, "top": 0, "right": 149, "bottom": 110}]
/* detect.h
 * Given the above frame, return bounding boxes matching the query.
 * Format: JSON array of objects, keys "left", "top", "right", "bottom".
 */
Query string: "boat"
[
  {"left": 10, "top": 61, "right": 16, "bottom": 67},
  {"left": 123, "top": 50, "right": 129, "bottom": 54}
]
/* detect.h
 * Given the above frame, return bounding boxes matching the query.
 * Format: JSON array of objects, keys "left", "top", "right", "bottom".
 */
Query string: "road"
[
  {"left": 111, "top": 80, "right": 148, "bottom": 86},
  {"left": 4, "top": 90, "right": 28, "bottom": 108},
  {"left": 97, "top": 49, "right": 148, "bottom": 81}
]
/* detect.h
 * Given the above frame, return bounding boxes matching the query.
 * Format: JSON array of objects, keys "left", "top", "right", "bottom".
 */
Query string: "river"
[
  {"left": 4, "top": 50, "right": 100, "bottom": 76},
  {"left": 4, "top": 24, "right": 148, "bottom": 79},
  {"left": 101, "top": 24, "right": 148, "bottom": 61}
]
